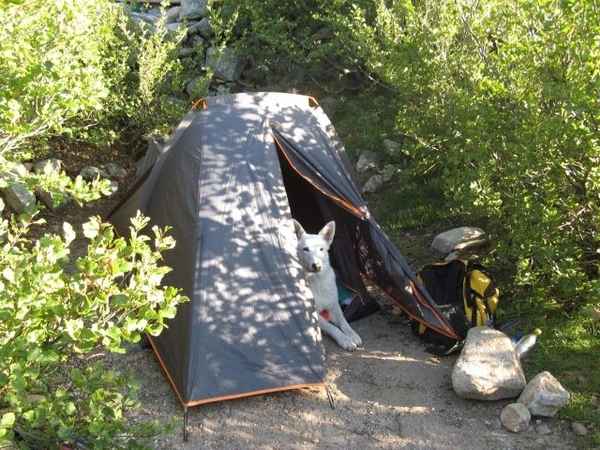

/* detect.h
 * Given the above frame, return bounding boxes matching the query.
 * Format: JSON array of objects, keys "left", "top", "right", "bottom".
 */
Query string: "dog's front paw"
[
  {"left": 348, "top": 330, "right": 362, "bottom": 348},
  {"left": 337, "top": 335, "right": 359, "bottom": 351},
  {"left": 340, "top": 324, "right": 362, "bottom": 349}
]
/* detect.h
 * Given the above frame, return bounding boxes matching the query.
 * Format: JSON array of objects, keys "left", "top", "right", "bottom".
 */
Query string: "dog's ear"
[
  {"left": 292, "top": 219, "right": 305, "bottom": 239},
  {"left": 319, "top": 221, "right": 336, "bottom": 245}
]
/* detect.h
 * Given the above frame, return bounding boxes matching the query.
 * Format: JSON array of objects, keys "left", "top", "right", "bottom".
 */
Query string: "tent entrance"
[
  {"left": 276, "top": 144, "right": 328, "bottom": 233},
  {"left": 274, "top": 141, "right": 380, "bottom": 321}
]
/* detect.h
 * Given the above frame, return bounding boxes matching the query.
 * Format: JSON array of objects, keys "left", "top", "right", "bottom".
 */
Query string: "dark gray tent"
[{"left": 107, "top": 92, "right": 458, "bottom": 409}]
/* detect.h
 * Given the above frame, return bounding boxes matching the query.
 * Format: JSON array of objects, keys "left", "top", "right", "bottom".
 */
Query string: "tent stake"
[
  {"left": 325, "top": 386, "right": 335, "bottom": 409},
  {"left": 182, "top": 407, "right": 189, "bottom": 443}
]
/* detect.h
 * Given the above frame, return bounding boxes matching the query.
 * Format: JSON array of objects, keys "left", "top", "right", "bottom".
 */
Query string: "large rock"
[
  {"left": 194, "top": 17, "right": 213, "bottom": 39},
  {"left": 382, "top": 138, "right": 400, "bottom": 154},
  {"left": 1, "top": 182, "right": 36, "bottom": 214},
  {"left": 206, "top": 46, "right": 247, "bottom": 82},
  {"left": 518, "top": 371, "right": 570, "bottom": 417},
  {"left": 452, "top": 327, "right": 526, "bottom": 400},
  {"left": 79, "top": 166, "right": 109, "bottom": 181},
  {"left": 179, "top": 0, "right": 208, "bottom": 21},
  {"left": 33, "top": 158, "right": 62, "bottom": 174},
  {"left": 381, "top": 164, "right": 396, "bottom": 182},
  {"left": 431, "top": 227, "right": 487, "bottom": 254},
  {"left": 35, "top": 188, "right": 70, "bottom": 211},
  {"left": 165, "top": 6, "right": 181, "bottom": 23},
  {"left": 355, "top": 150, "right": 378, "bottom": 173},
  {"left": 105, "top": 163, "right": 128, "bottom": 179},
  {"left": 361, "top": 174, "right": 384, "bottom": 194}
]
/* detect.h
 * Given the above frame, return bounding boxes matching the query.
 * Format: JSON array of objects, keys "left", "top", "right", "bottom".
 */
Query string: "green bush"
[
  {"left": 225, "top": 0, "right": 367, "bottom": 90},
  {"left": 0, "top": 211, "right": 187, "bottom": 448},
  {"left": 113, "top": 2, "right": 192, "bottom": 135},
  {"left": 294, "top": 0, "right": 600, "bottom": 315},
  {"left": 0, "top": 0, "right": 119, "bottom": 158},
  {"left": 0, "top": 0, "right": 199, "bottom": 217},
  {"left": 0, "top": 0, "right": 193, "bottom": 159}
]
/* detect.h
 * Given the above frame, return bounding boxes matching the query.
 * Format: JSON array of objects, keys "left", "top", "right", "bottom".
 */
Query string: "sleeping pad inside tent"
[{"left": 107, "top": 92, "right": 459, "bottom": 409}]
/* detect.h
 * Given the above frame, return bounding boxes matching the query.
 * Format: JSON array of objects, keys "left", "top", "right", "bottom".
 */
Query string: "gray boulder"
[
  {"left": 361, "top": 174, "right": 384, "bottom": 195},
  {"left": 1, "top": 182, "right": 36, "bottom": 214},
  {"left": 165, "top": 6, "right": 181, "bottom": 23},
  {"left": 79, "top": 166, "right": 109, "bottom": 181},
  {"left": 571, "top": 422, "right": 589, "bottom": 436},
  {"left": 452, "top": 327, "right": 526, "bottom": 400},
  {"left": 381, "top": 164, "right": 396, "bottom": 182},
  {"left": 33, "top": 158, "right": 62, "bottom": 174},
  {"left": 206, "top": 46, "right": 247, "bottom": 82},
  {"left": 382, "top": 138, "right": 400, "bottom": 154},
  {"left": 195, "top": 17, "right": 213, "bottom": 39},
  {"left": 355, "top": 150, "right": 378, "bottom": 173},
  {"left": 431, "top": 226, "right": 487, "bottom": 254},
  {"left": 35, "top": 188, "right": 70, "bottom": 211},
  {"left": 179, "top": 0, "right": 208, "bottom": 21},
  {"left": 517, "top": 371, "right": 570, "bottom": 417},
  {"left": 105, "top": 163, "right": 128, "bottom": 179}
]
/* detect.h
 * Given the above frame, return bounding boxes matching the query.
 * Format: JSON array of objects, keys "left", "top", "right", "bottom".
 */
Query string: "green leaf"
[
  {"left": 62, "top": 222, "right": 76, "bottom": 245},
  {"left": 27, "top": 345, "right": 42, "bottom": 362},
  {"left": 2, "top": 267, "right": 14, "bottom": 283},
  {"left": 0, "top": 412, "right": 15, "bottom": 427},
  {"left": 65, "top": 402, "right": 76, "bottom": 415},
  {"left": 11, "top": 376, "right": 26, "bottom": 391},
  {"left": 82, "top": 218, "right": 101, "bottom": 239}
]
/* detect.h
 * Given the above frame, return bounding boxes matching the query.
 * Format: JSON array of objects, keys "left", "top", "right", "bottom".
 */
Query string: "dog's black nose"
[{"left": 312, "top": 263, "right": 321, "bottom": 271}]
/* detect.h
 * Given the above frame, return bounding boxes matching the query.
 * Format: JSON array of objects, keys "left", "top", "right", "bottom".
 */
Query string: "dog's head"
[{"left": 292, "top": 219, "right": 336, "bottom": 273}]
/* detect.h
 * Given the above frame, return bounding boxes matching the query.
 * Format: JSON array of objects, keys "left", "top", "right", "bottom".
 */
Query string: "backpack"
[{"left": 414, "top": 259, "right": 499, "bottom": 354}]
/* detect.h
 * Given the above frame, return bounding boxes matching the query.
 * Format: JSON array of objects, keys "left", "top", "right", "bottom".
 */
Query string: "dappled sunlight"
[
  {"left": 106, "top": 307, "right": 577, "bottom": 449},
  {"left": 354, "top": 350, "right": 434, "bottom": 365},
  {"left": 108, "top": 93, "right": 337, "bottom": 406}
]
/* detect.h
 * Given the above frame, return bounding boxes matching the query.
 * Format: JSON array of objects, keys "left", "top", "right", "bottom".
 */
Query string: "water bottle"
[{"left": 514, "top": 328, "right": 542, "bottom": 358}]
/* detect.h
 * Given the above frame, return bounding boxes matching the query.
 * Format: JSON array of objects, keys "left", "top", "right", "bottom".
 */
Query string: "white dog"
[{"left": 293, "top": 219, "right": 362, "bottom": 351}]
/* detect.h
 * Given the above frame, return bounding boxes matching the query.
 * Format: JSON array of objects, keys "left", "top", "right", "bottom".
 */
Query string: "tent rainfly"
[{"left": 107, "top": 92, "right": 459, "bottom": 411}]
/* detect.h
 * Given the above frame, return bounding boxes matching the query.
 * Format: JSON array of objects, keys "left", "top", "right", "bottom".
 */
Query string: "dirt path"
[{"left": 106, "top": 309, "right": 580, "bottom": 450}]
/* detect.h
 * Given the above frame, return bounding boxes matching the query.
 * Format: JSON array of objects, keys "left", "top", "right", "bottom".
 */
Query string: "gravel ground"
[{"left": 104, "top": 305, "right": 581, "bottom": 450}]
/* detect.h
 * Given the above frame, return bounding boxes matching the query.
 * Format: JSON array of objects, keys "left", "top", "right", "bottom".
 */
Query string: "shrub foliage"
[
  {"left": 0, "top": 0, "right": 189, "bottom": 160},
  {"left": 1, "top": 0, "right": 599, "bottom": 445},
  {"left": 347, "top": 1, "right": 600, "bottom": 315},
  {"left": 229, "top": 0, "right": 600, "bottom": 315},
  {"left": 0, "top": 0, "right": 192, "bottom": 446},
  {"left": 0, "top": 211, "right": 187, "bottom": 448}
]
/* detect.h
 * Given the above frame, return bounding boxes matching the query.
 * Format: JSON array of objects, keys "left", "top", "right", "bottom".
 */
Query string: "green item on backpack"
[{"left": 414, "top": 259, "right": 499, "bottom": 354}]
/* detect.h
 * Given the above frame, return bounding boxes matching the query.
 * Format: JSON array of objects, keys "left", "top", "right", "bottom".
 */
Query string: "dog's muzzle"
[{"left": 309, "top": 262, "right": 322, "bottom": 272}]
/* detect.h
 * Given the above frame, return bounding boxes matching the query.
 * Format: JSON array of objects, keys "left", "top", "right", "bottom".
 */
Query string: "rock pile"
[
  {"left": 354, "top": 139, "right": 410, "bottom": 195},
  {"left": 0, "top": 159, "right": 127, "bottom": 215},
  {"left": 452, "top": 327, "right": 572, "bottom": 434},
  {"left": 125, "top": 0, "right": 255, "bottom": 96}
]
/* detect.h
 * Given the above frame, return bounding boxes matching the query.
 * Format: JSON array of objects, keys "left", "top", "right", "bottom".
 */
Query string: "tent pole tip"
[{"left": 182, "top": 407, "right": 189, "bottom": 443}]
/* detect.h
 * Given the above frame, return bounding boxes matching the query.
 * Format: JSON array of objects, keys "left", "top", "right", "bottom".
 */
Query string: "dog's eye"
[{"left": 303, "top": 247, "right": 309, "bottom": 252}]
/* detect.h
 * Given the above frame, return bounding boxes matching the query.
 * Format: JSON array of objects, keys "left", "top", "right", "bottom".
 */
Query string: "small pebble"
[
  {"left": 535, "top": 423, "right": 551, "bottom": 435},
  {"left": 571, "top": 421, "right": 588, "bottom": 435}
]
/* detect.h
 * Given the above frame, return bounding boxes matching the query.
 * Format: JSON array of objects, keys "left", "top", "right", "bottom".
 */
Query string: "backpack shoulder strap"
[{"left": 464, "top": 261, "right": 497, "bottom": 326}]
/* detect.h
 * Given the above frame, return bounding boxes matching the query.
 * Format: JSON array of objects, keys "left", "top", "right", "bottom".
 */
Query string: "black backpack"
[{"left": 414, "top": 259, "right": 499, "bottom": 354}]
